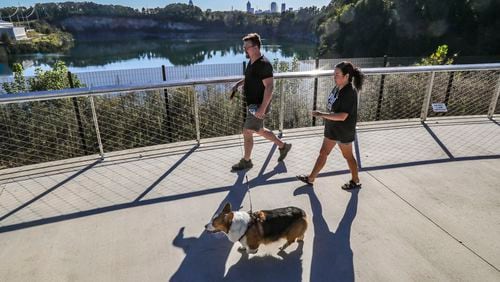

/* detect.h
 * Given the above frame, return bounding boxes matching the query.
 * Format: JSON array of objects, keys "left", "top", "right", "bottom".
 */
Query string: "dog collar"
[{"left": 237, "top": 211, "right": 261, "bottom": 242}]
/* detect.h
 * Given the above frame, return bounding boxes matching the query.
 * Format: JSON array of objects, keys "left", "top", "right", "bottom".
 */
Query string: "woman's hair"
[{"left": 335, "top": 61, "right": 364, "bottom": 90}]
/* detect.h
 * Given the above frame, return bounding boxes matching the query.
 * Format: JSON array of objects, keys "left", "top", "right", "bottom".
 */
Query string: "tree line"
[
  {"left": 316, "top": 0, "right": 500, "bottom": 57},
  {"left": 1, "top": 1, "right": 499, "bottom": 57}
]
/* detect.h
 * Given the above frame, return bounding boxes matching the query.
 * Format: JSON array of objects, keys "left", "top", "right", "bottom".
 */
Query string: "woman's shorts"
[{"left": 324, "top": 122, "right": 355, "bottom": 144}]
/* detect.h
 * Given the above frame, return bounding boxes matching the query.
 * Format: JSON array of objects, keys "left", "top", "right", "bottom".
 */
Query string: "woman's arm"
[{"left": 312, "top": 110, "right": 349, "bottom": 121}]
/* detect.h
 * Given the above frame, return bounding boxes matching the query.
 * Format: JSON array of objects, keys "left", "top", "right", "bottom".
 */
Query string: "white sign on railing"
[{"left": 432, "top": 103, "right": 448, "bottom": 112}]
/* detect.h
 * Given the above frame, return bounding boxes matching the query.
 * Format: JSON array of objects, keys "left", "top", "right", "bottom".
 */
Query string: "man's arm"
[{"left": 255, "top": 77, "right": 274, "bottom": 119}]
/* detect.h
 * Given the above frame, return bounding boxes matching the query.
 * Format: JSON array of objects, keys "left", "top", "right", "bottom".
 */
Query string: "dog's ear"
[
  {"left": 224, "top": 212, "right": 234, "bottom": 223},
  {"left": 222, "top": 202, "right": 232, "bottom": 213}
]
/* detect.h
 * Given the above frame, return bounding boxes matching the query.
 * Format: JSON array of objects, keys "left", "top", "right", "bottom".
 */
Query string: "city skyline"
[{"left": 0, "top": 1, "right": 331, "bottom": 11}]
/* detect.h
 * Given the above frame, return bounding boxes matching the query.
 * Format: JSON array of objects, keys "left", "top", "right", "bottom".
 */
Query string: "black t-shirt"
[
  {"left": 243, "top": 56, "right": 273, "bottom": 105},
  {"left": 324, "top": 83, "right": 358, "bottom": 141}
]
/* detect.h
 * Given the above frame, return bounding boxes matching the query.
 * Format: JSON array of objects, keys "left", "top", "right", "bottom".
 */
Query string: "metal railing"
[{"left": 1, "top": 63, "right": 499, "bottom": 169}]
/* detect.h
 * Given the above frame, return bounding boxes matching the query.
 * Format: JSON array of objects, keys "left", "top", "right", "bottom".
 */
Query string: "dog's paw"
[{"left": 237, "top": 246, "right": 247, "bottom": 253}]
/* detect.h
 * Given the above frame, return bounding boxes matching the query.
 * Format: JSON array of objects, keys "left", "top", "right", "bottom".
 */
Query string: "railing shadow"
[
  {"left": 294, "top": 186, "right": 359, "bottom": 282},
  {"left": 0, "top": 118, "right": 498, "bottom": 234},
  {"left": 0, "top": 159, "right": 102, "bottom": 223},
  {"left": 134, "top": 144, "right": 199, "bottom": 201}
]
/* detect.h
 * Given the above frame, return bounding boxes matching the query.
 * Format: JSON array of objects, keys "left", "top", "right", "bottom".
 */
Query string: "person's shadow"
[{"left": 294, "top": 186, "right": 359, "bottom": 282}]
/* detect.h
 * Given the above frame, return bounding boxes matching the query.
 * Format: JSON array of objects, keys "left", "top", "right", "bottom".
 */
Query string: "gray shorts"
[{"left": 243, "top": 104, "right": 269, "bottom": 131}]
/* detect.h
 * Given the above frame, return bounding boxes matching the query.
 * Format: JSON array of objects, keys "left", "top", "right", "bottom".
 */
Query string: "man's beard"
[{"left": 245, "top": 52, "right": 250, "bottom": 59}]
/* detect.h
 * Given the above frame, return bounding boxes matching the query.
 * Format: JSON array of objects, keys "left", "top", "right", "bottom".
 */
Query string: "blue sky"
[{"left": 0, "top": 1, "right": 331, "bottom": 11}]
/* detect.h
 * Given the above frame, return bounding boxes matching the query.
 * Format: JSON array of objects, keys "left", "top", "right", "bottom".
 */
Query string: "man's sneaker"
[
  {"left": 231, "top": 158, "right": 253, "bottom": 171},
  {"left": 278, "top": 143, "right": 292, "bottom": 162}
]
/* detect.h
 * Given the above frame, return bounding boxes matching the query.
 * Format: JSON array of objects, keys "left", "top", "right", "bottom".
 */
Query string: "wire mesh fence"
[
  {"left": 76, "top": 67, "right": 164, "bottom": 87},
  {"left": 0, "top": 97, "right": 98, "bottom": 168},
  {"left": 427, "top": 70, "right": 500, "bottom": 117},
  {"left": 1, "top": 64, "right": 499, "bottom": 170}
]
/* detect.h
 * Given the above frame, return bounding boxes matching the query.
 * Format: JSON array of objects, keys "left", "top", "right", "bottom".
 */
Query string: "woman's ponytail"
[
  {"left": 335, "top": 61, "right": 365, "bottom": 90},
  {"left": 352, "top": 67, "right": 364, "bottom": 90}
]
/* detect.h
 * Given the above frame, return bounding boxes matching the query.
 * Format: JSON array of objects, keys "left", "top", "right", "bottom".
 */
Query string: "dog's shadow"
[
  {"left": 223, "top": 241, "right": 304, "bottom": 281},
  {"left": 294, "top": 186, "right": 359, "bottom": 282},
  {"left": 170, "top": 150, "right": 291, "bottom": 281},
  {"left": 170, "top": 171, "right": 247, "bottom": 282}
]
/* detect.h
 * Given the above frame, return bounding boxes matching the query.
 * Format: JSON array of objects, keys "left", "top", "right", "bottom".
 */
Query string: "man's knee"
[{"left": 256, "top": 128, "right": 267, "bottom": 135}]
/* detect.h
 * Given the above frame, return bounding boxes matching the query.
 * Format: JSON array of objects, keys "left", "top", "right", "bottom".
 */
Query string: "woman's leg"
[
  {"left": 338, "top": 142, "right": 359, "bottom": 183},
  {"left": 308, "top": 137, "right": 336, "bottom": 182}
]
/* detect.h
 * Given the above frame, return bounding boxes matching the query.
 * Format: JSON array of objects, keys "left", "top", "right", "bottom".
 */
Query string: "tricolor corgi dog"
[{"left": 205, "top": 202, "right": 307, "bottom": 254}]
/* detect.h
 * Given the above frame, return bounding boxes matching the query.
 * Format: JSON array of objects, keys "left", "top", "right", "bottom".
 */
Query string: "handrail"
[{"left": 1, "top": 63, "right": 500, "bottom": 104}]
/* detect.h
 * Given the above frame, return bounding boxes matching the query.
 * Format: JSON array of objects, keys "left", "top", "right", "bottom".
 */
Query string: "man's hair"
[{"left": 242, "top": 33, "right": 262, "bottom": 49}]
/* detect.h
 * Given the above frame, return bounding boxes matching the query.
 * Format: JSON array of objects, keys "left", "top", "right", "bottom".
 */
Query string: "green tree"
[
  {"left": 2, "top": 61, "right": 83, "bottom": 94},
  {"left": 1, "top": 64, "right": 28, "bottom": 93},
  {"left": 417, "top": 44, "right": 455, "bottom": 66}
]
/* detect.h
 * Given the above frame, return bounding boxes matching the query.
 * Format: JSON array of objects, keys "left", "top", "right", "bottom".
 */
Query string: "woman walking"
[{"left": 297, "top": 61, "right": 364, "bottom": 190}]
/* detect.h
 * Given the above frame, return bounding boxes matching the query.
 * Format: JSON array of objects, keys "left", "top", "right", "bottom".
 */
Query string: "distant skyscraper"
[
  {"left": 281, "top": 3, "right": 286, "bottom": 13},
  {"left": 271, "top": 2, "right": 278, "bottom": 13},
  {"left": 247, "top": 1, "right": 252, "bottom": 13},
  {"left": 188, "top": 0, "right": 193, "bottom": 6}
]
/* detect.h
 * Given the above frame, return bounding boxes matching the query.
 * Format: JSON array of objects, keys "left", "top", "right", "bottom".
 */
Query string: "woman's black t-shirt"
[{"left": 324, "top": 83, "right": 358, "bottom": 142}]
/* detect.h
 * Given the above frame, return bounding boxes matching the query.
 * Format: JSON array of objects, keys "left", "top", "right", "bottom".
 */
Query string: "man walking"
[{"left": 231, "top": 33, "right": 291, "bottom": 171}]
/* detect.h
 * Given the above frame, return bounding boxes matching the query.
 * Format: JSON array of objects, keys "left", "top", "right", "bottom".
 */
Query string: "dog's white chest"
[{"left": 227, "top": 211, "right": 250, "bottom": 243}]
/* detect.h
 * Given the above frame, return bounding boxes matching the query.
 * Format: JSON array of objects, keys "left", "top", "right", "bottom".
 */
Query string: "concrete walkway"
[{"left": 0, "top": 117, "right": 499, "bottom": 281}]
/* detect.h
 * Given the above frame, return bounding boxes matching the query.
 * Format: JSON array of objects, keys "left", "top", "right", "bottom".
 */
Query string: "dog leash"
[
  {"left": 232, "top": 88, "right": 254, "bottom": 214},
  {"left": 245, "top": 175, "right": 253, "bottom": 213}
]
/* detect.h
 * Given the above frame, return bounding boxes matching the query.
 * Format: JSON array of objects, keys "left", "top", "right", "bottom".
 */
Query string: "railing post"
[
  {"left": 487, "top": 73, "right": 500, "bottom": 119},
  {"left": 421, "top": 71, "right": 436, "bottom": 122},
  {"left": 161, "top": 65, "right": 173, "bottom": 142},
  {"left": 279, "top": 79, "right": 285, "bottom": 136},
  {"left": 444, "top": 71, "right": 454, "bottom": 105},
  {"left": 376, "top": 55, "right": 388, "bottom": 120},
  {"left": 89, "top": 96, "right": 104, "bottom": 159},
  {"left": 68, "top": 71, "right": 89, "bottom": 155},
  {"left": 312, "top": 58, "right": 319, "bottom": 126},
  {"left": 443, "top": 71, "right": 455, "bottom": 116},
  {"left": 193, "top": 87, "right": 201, "bottom": 144}
]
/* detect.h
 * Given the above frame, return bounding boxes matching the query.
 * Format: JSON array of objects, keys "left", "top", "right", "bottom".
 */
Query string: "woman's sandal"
[
  {"left": 341, "top": 180, "right": 362, "bottom": 190},
  {"left": 296, "top": 174, "right": 314, "bottom": 186}
]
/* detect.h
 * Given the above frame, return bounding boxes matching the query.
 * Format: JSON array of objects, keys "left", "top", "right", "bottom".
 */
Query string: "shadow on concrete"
[
  {"left": 223, "top": 241, "right": 304, "bottom": 281},
  {"left": 0, "top": 154, "right": 497, "bottom": 234},
  {"left": 0, "top": 159, "right": 102, "bottom": 223},
  {"left": 134, "top": 144, "right": 199, "bottom": 201},
  {"left": 294, "top": 186, "right": 359, "bottom": 282}
]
